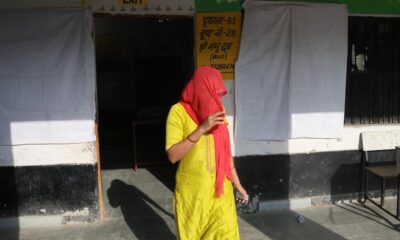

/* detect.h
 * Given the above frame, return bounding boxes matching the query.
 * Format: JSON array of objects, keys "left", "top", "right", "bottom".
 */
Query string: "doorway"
[{"left": 94, "top": 15, "right": 194, "bottom": 170}]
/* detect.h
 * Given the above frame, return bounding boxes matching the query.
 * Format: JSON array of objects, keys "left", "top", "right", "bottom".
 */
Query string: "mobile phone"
[{"left": 235, "top": 191, "right": 249, "bottom": 203}]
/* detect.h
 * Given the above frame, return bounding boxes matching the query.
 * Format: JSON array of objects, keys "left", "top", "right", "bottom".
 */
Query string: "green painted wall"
[
  {"left": 196, "top": 0, "right": 400, "bottom": 15},
  {"left": 195, "top": 0, "right": 242, "bottom": 12},
  {"left": 271, "top": 0, "right": 400, "bottom": 15}
]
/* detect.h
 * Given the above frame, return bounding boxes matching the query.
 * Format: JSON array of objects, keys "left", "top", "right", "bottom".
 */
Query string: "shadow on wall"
[
  {"left": 234, "top": 153, "right": 290, "bottom": 201},
  {"left": 235, "top": 150, "right": 394, "bottom": 202},
  {"left": 0, "top": 165, "right": 19, "bottom": 240},
  {"left": 330, "top": 163, "right": 362, "bottom": 202},
  {"left": 233, "top": 153, "right": 348, "bottom": 240},
  {"left": 107, "top": 179, "right": 175, "bottom": 240},
  {"left": 330, "top": 150, "right": 398, "bottom": 203},
  {"left": 235, "top": 150, "right": 400, "bottom": 239},
  {"left": 0, "top": 123, "right": 19, "bottom": 240}
]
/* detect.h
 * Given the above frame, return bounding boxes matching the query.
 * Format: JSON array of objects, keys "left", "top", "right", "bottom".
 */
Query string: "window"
[{"left": 345, "top": 17, "right": 400, "bottom": 124}]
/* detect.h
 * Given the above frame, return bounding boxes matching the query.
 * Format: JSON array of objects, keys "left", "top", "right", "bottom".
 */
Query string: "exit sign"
[{"left": 117, "top": 0, "right": 148, "bottom": 8}]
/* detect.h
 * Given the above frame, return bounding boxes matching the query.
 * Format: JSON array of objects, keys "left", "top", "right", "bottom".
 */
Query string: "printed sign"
[
  {"left": 117, "top": 0, "right": 148, "bottom": 8},
  {"left": 196, "top": 12, "right": 242, "bottom": 80}
]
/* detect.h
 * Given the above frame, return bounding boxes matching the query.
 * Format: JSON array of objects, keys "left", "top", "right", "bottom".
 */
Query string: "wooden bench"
[{"left": 361, "top": 131, "right": 400, "bottom": 219}]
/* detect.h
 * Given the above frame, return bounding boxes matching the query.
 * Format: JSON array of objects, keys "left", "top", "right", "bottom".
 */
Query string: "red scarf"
[{"left": 179, "top": 66, "right": 232, "bottom": 197}]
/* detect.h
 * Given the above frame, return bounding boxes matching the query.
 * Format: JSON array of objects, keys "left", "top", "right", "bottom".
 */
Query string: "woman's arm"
[
  {"left": 166, "top": 127, "right": 205, "bottom": 163},
  {"left": 166, "top": 111, "right": 225, "bottom": 163},
  {"left": 230, "top": 157, "right": 248, "bottom": 203}
]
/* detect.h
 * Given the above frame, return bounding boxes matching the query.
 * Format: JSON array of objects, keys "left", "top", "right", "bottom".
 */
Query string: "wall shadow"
[
  {"left": 234, "top": 154, "right": 290, "bottom": 201},
  {"left": 0, "top": 166, "right": 19, "bottom": 240},
  {"left": 330, "top": 163, "right": 362, "bottom": 202},
  {"left": 331, "top": 149, "right": 398, "bottom": 200},
  {"left": 0, "top": 110, "right": 18, "bottom": 239},
  {"left": 107, "top": 179, "right": 175, "bottom": 240},
  {"left": 234, "top": 149, "right": 399, "bottom": 239},
  {"left": 234, "top": 152, "right": 369, "bottom": 240}
]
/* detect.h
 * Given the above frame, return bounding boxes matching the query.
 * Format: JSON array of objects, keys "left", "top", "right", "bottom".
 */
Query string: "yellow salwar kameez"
[{"left": 166, "top": 103, "right": 240, "bottom": 240}]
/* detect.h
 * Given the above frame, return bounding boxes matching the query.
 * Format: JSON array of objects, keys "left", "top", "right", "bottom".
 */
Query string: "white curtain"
[
  {"left": 235, "top": 1, "right": 348, "bottom": 140},
  {"left": 0, "top": 9, "right": 96, "bottom": 145}
]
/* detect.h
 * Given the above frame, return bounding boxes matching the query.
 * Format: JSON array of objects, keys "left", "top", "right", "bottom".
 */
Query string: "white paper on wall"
[
  {"left": 0, "top": 9, "right": 96, "bottom": 145},
  {"left": 235, "top": 1, "right": 348, "bottom": 140}
]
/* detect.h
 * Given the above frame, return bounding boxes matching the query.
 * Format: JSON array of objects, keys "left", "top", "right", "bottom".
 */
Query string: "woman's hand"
[
  {"left": 198, "top": 111, "right": 225, "bottom": 133},
  {"left": 235, "top": 187, "right": 249, "bottom": 204},
  {"left": 167, "top": 111, "right": 225, "bottom": 163}
]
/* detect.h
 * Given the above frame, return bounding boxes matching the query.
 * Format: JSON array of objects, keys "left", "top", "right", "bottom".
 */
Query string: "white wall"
[
  {"left": 0, "top": 142, "right": 97, "bottom": 167},
  {"left": 88, "top": 0, "right": 194, "bottom": 15},
  {"left": 0, "top": 0, "right": 195, "bottom": 16},
  {"left": 0, "top": 0, "right": 82, "bottom": 8},
  {"left": 222, "top": 80, "right": 400, "bottom": 156}
]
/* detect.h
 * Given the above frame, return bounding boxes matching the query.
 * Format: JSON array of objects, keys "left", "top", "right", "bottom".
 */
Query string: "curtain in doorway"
[
  {"left": 0, "top": 9, "right": 96, "bottom": 145},
  {"left": 235, "top": 1, "right": 348, "bottom": 140}
]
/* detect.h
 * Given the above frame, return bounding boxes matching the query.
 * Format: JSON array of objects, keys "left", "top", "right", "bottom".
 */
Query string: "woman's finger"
[
  {"left": 212, "top": 119, "right": 222, "bottom": 123},
  {"left": 212, "top": 111, "right": 225, "bottom": 117},
  {"left": 212, "top": 121, "right": 225, "bottom": 126},
  {"left": 214, "top": 117, "right": 225, "bottom": 121}
]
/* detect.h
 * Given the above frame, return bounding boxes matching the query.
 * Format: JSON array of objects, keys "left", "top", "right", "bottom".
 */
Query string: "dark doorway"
[{"left": 94, "top": 15, "right": 194, "bottom": 170}]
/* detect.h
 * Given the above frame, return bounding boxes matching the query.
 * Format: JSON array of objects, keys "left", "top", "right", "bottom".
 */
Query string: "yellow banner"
[
  {"left": 196, "top": 12, "right": 242, "bottom": 80},
  {"left": 117, "top": 0, "right": 148, "bottom": 8}
]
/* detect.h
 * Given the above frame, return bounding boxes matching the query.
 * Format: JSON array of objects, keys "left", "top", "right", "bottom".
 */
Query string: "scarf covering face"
[{"left": 179, "top": 66, "right": 232, "bottom": 197}]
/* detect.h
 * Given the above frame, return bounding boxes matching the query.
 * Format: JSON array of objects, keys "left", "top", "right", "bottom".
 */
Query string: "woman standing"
[{"left": 166, "top": 66, "right": 248, "bottom": 239}]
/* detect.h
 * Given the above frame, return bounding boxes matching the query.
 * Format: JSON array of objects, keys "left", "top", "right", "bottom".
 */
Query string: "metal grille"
[{"left": 345, "top": 17, "right": 400, "bottom": 124}]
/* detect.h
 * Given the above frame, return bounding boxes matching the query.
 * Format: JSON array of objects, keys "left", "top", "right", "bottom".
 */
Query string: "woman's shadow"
[{"left": 107, "top": 179, "right": 175, "bottom": 239}]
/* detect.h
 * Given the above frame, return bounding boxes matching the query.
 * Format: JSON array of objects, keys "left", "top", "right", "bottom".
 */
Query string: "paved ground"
[{"left": 1, "top": 167, "right": 399, "bottom": 240}]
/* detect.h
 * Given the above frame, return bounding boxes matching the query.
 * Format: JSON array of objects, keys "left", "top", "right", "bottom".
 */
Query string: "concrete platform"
[{"left": 1, "top": 168, "right": 399, "bottom": 240}]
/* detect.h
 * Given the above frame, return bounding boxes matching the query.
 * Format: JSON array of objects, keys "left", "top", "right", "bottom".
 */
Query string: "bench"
[{"left": 361, "top": 131, "right": 400, "bottom": 219}]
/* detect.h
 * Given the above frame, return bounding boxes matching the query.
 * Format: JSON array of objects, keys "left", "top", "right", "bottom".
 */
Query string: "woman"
[{"left": 166, "top": 66, "right": 248, "bottom": 239}]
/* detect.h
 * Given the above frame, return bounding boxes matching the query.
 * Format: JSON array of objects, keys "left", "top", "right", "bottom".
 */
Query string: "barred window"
[{"left": 345, "top": 17, "right": 400, "bottom": 124}]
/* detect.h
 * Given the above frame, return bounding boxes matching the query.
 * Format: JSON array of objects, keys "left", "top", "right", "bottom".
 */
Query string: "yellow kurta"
[{"left": 166, "top": 103, "right": 240, "bottom": 240}]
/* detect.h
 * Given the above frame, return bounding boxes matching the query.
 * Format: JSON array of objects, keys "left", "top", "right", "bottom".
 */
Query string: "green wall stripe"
[
  {"left": 271, "top": 0, "right": 400, "bottom": 15},
  {"left": 195, "top": 0, "right": 242, "bottom": 12},
  {"left": 196, "top": 0, "right": 400, "bottom": 15}
]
